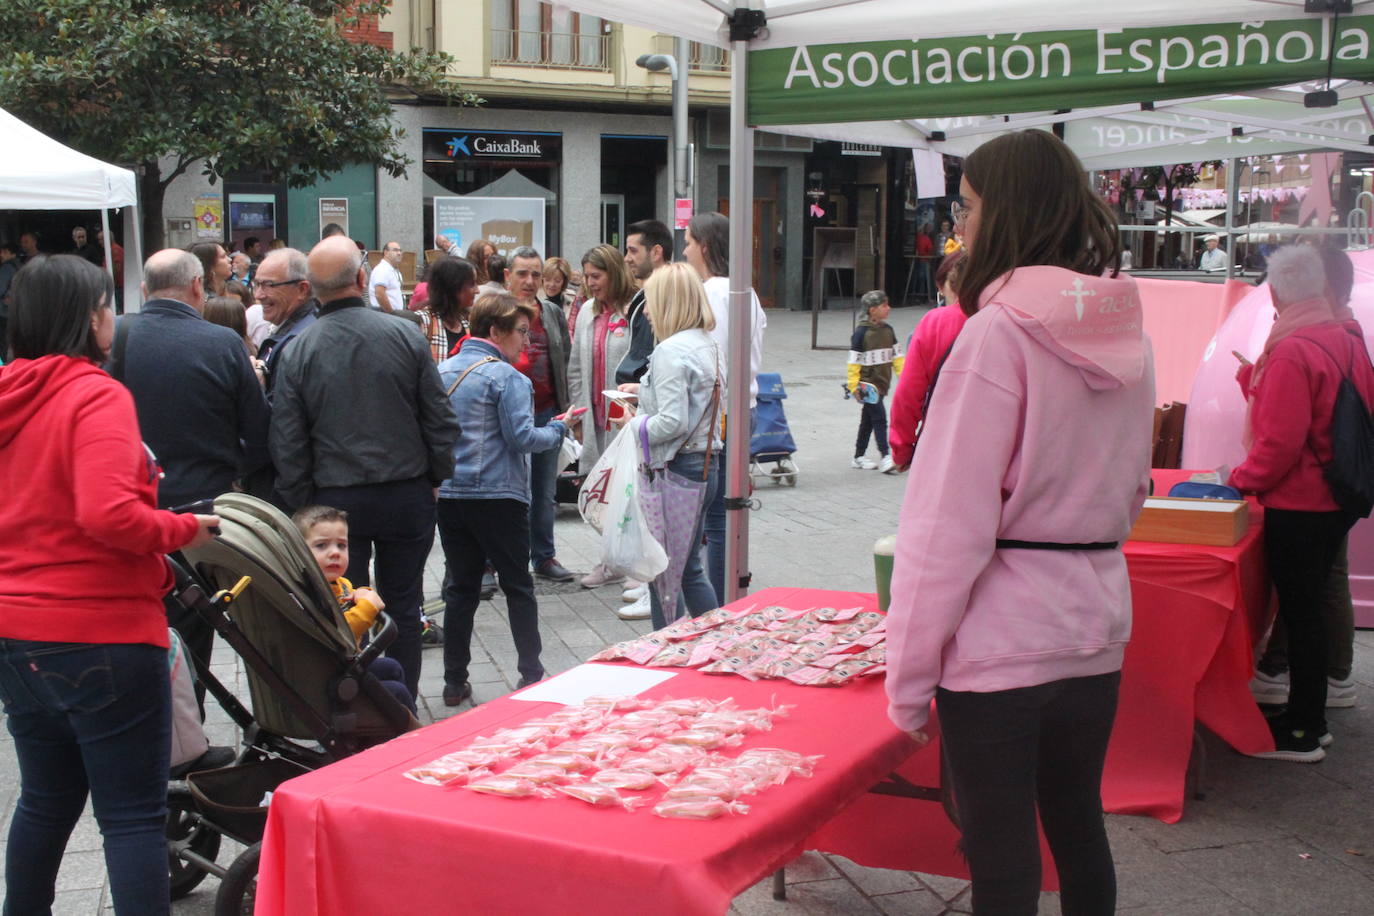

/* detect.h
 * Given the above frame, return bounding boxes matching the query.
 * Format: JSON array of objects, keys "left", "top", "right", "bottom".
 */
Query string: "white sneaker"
[
  {"left": 851, "top": 457, "right": 878, "bottom": 470},
  {"left": 622, "top": 581, "right": 647, "bottom": 602},
  {"left": 617, "top": 591, "right": 652, "bottom": 620},
  {"left": 1327, "top": 676, "right": 1357, "bottom": 708},
  {"left": 1249, "top": 669, "right": 1289, "bottom": 705},
  {"left": 580, "top": 563, "right": 625, "bottom": 589},
  {"left": 878, "top": 454, "right": 896, "bottom": 474}
]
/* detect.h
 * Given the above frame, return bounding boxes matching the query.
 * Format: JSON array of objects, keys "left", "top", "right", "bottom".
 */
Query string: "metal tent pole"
[{"left": 724, "top": 8, "right": 762, "bottom": 603}]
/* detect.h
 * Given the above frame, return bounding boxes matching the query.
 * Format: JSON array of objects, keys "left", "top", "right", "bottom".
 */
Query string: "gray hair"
[
  {"left": 143, "top": 250, "right": 202, "bottom": 293},
  {"left": 266, "top": 247, "right": 309, "bottom": 284},
  {"left": 860, "top": 289, "right": 889, "bottom": 312},
  {"left": 1266, "top": 245, "right": 1327, "bottom": 304},
  {"left": 309, "top": 249, "right": 364, "bottom": 294},
  {"left": 510, "top": 246, "right": 541, "bottom": 263}
]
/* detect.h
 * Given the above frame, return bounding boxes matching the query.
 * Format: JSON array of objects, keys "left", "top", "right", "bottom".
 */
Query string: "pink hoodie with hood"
[{"left": 885, "top": 266, "right": 1156, "bottom": 732}]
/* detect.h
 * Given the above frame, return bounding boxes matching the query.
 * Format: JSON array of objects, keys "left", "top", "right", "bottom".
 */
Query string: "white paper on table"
[{"left": 509, "top": 663, "right": 678, "bottom": 705}]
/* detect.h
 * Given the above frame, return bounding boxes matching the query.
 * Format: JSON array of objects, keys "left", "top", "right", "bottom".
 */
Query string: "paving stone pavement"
[{"left": 3, "top": 307, "right": 1372, "bottom": 914}]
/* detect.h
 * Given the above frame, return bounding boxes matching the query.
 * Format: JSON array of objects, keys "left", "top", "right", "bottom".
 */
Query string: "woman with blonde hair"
[
  {"left": 542, "top": 256, "right": 573, "bottom": 309},
  {"left": 613, "top": 262, "right": 721, "bottom": 625},
  {"left": 567, "top": 244, "right": 636, "bottom": 474}
]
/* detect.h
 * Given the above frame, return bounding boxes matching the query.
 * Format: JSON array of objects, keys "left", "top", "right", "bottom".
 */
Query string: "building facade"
[{"left": 160, "top": 1, "right": 929, "bottom": 310}]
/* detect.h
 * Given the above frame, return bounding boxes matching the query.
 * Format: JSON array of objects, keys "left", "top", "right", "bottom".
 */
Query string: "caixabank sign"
[{"left": 423, "top": 129, "right": 562, "bottom": 163}]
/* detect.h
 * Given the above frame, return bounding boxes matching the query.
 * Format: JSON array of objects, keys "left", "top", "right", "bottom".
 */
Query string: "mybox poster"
[{"left": 432, "top": 197, "right": 547, "bottom": 258}]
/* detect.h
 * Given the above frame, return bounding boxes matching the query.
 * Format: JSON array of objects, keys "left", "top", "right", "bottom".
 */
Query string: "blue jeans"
[
  {"left": 0, "top": 640, "right": 171, "bottom": 916},
  {"left": 528, "top": 408, "right": 560, "bottom": 567},
  {"left": 705, "top": 408, "right": 757, "bottom": 605},
  {"left": 649, "top": 450, "right": 721, "bottom": 630},
  {"left": 315, "top": 476, "right": 436, "bottom": 700}
]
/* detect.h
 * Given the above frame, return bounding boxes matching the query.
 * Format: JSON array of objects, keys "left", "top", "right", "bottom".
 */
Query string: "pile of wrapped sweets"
[
  {"left": 404, "top": 695, "right": 820, "bottom": 819},
  {"left": 590, "top": 605, "right": 886, "bottom": 685}
]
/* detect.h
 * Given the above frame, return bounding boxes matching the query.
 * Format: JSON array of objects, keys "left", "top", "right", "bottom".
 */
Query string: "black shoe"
[
  {"left": 480, "top": 568, "right": 497, "bottom": 599},
  {"left": 170, "top": 744, "right": 236, "bottom": 779},
  {"left": 421, "top": 617, "right": 444, "bottom": 647},
  {"left": 516, "top": 673, "right": 545, "bottom": 689},
  {"left": 443, "top": 681, "right": 473, "bottom": 707},
  {"left": 534, "top": 559, "right": 575, "bottom": 583},
  {"left": 1248, "top": 718, "right": 1326, "bottom": 763}
]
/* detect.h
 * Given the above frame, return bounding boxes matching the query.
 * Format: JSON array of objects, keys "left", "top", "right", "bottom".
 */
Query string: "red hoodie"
[{"left": 0, "top": 355, "right": 199, "bottom": 647}]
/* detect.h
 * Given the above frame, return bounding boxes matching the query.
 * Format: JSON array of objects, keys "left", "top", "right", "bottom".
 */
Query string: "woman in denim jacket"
[
  {"left": 435, "top": 294, "right": 570, "bottom": 703},
  {"left": 617, "top": 263, "right": 723, "bottom": 628}
]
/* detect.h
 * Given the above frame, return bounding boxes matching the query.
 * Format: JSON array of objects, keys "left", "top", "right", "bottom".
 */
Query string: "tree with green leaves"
[{"left": 0, "top": 0, "right": 476, "bottom": 249}]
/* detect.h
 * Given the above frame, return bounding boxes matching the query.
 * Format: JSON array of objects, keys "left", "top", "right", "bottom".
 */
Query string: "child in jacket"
[{"left": 847, "top": 290, "right": 904, "bottom": 473}]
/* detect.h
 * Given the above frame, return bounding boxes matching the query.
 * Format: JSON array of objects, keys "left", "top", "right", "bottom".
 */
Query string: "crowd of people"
[
  {"left": 3, "top": 126, "right": 1372, "bottom": 915},
  {"left": 0, "top": 209, "right": 768, "bottom": 912}
]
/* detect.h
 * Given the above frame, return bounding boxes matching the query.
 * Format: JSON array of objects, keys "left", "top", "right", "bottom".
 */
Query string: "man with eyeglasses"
[
  {"left": 370, "top": 241, "right": 405, "bottom": 313},
  {"left": 254, "top": 247, "right": 318, "bottom": 394}
]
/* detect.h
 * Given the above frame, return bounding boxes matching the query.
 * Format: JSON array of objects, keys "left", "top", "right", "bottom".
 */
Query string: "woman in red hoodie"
[
  {"left": 0, "top": 255, "right": 219, "bottom": 914},
  {"left": 1230, "top": 244, "right": 1374, "bottom": 763}
]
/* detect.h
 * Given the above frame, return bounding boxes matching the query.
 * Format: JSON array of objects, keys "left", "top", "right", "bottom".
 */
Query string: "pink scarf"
[
  {"left": 1252, "top": 296, "right": 1338, "bottom": 386},
  {"left": 1242, "top": 296, "right": 1339, "bottom": 448}
]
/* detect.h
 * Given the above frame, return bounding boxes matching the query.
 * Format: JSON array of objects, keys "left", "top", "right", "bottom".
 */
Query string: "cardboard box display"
[
  {"left": 1128, "top": 496, "right": 1250, "bottom": 547},
  {"left": 482, "top": 219, "right": 533, "bottom": 252}
]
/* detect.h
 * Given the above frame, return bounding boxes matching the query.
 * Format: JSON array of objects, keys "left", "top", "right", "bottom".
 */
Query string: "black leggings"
[
  {"left": 937, "top": 671, "right": 1120, "bottom": 916},
  {"left": 1263, "top": 508, "right": 1357, "bottom": 734}
]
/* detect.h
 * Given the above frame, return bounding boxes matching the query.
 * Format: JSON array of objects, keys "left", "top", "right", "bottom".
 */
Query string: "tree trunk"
[{"left": 140, "top": 160, "right": 166, "bottom": 252}]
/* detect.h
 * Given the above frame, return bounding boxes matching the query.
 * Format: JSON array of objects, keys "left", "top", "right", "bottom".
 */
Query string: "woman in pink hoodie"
[{"left": 885, "top": 131, "right": 1155, "bottom": 914}]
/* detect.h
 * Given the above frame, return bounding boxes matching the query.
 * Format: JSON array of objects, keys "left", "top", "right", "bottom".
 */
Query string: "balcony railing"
[
  {"left": 490, "top": 29, "right": 609, "bottom": 70},
  {"left": 689, "top": 41, "right": 729, "bottom": 73}
]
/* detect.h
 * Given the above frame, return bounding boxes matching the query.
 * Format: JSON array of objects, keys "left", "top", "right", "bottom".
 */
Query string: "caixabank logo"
[{"left": 424, "top": 129, "right": 559, "bottom": 163}]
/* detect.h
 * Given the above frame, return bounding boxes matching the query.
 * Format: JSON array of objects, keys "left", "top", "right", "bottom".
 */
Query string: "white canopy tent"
[
  {"left": 558, "top": 0, "right": 1374, "bottom": 602},
  {"left": 0, "top": 107, "right": 144, "bottom": 310}
]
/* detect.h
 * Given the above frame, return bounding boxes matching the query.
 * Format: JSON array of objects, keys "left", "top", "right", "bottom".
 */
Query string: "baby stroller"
[
  {"left": 165, "top": 493, "right": 419, "bottom": 915},
  {"left": 750, "top": 372, "right": 799, "bottom": 486}
]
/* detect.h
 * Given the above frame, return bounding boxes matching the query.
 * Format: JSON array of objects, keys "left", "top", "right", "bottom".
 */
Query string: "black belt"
[{"left": 995, "top": 539, "right": 1119, "bottom": 551}]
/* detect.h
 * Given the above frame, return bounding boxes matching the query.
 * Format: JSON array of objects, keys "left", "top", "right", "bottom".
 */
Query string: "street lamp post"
[{"left": 636, "top": 49, "right": 691, "bottom": 250}]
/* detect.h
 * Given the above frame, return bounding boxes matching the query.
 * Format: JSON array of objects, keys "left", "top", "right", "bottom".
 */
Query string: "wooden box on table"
[{"left": 1128, "top": 496, "right": 1249, "bottom": 547}]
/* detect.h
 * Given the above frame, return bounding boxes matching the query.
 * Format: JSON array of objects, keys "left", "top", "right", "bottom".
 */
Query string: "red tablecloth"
[
  {"left": 254, "top": 589, "right": 920, "bottom": 916},
  {"left": 257, "top": 514, "right": 1272, "bottom": 914}
]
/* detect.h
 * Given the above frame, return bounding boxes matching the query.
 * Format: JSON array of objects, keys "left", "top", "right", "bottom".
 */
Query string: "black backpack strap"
[{"left": 108, "top": 312, "right": 138, "bottom": 382}]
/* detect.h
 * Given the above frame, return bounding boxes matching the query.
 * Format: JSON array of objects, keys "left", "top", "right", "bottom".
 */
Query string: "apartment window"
[
  {"left": 689, "top": 41, "right": 729, "bottom": 73},
  {"left": 491, "top": 1, "right": 607, "bottom": 70}
]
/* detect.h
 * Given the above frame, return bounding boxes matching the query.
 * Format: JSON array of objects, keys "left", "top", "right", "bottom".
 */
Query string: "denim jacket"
[
  {"left": 638, "top": 328, "right": 723, "bottom": 468},
  {"left": 438, "top": 338, "right": 566, "bottom": 503}
]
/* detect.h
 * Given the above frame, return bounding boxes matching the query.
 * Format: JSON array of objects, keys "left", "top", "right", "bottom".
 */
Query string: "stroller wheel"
[
  {"left": 167, "top": 790, "right": 221, "bottom": 899},
  {"left": 214, "top": 842, "right": 262, "bottom": 916},
  {"left": 783, "top": 474, "right": 798, "bottom": 487}
]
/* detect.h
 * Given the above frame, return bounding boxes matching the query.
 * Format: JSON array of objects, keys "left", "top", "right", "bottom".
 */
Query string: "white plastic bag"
[
  {"left": 579, "top": 418, "right": 668, "bottom": 581},
  {"left": 578, "top": 419, "right": 639, "bottom": 534}
]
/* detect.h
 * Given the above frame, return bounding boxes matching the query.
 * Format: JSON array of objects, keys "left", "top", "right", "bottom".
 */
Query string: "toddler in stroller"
[{"left": 164, "top": 492, "right": 419, "bottom": 914}]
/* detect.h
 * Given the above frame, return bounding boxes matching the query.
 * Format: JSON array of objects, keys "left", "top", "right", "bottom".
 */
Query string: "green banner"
[{"left": 748, "top": 17, "right": 1374, "bottom": 126}]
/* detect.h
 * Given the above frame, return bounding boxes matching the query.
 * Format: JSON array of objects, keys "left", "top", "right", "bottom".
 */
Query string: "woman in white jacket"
[
  {"left": 616, "top": 263, "right": 722, "bottom": 629},
  {"left": 885, "top": 131, "right": 1155, "bottom": 915}
]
